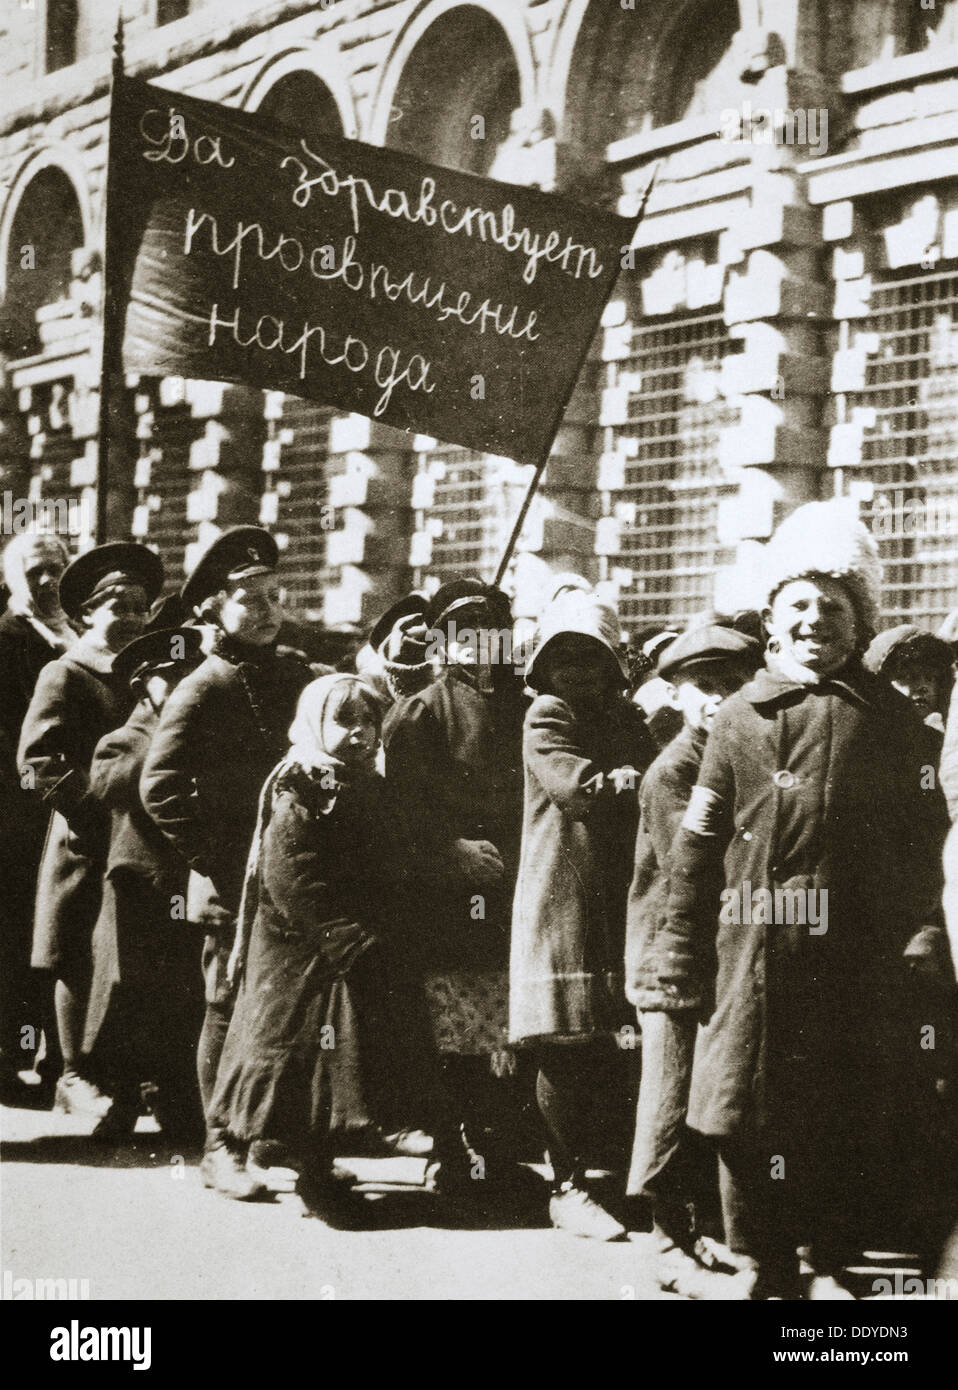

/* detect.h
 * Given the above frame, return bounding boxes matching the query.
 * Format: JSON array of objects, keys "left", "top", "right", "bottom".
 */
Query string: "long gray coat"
[{"left": 509, "top": 693, "right": 652, "bottom": 1044}]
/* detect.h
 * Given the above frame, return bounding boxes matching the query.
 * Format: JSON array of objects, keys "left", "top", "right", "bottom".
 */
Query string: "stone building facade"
[{"left": 3, "top": 0, "right": 958, "bottom": 634}]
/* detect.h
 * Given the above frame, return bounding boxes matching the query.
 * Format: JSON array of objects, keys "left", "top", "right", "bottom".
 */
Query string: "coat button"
[{"left": 773, "top": 769, "right": 796, "bottom": 788}]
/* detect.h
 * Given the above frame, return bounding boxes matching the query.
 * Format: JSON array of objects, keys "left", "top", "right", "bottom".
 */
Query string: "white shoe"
[
  {"left": 54, "top": 1073, "right": 112, "bottom": 1120},
  {"left": 549, "top": 1183, "right": 627, "bottom": 1241},
  {"left": 657, "top": 1243, "right": 747, "bottom": 1299}
]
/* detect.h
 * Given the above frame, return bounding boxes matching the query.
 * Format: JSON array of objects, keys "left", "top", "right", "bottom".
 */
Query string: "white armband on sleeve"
[{"left": 681, "top": 785, "right": 724, "bottom": 837}]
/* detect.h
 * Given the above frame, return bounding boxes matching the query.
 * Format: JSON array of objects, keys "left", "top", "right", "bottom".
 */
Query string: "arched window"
[
  {"left": 46, "top": 0, "right": 78, "bottom": 74},
  {"left": 564, "top": 0, "right": 742, "bottom": 148},
  {"left": 2, "top": 167, "right": 84, "bottom": 360},
  {"left": 386, "top": 6, "right": 521, "bottom": 174},
  {"left": 256, "top": 70, "right": 344, "bottom": 145},
  {"left": 847, "top": 0, "right": 958, "bottom": 68},
  {"left": 663, "top": 0, "right": 741, "bottom": 124}
]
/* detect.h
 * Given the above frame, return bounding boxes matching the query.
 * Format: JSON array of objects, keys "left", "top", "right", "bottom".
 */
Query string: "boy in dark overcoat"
[
  {"left": 18, "top": 543, "right": 162, "bottom": 1119},
  {"left": 82, "top": 626, "right": 205, "bottom": 1139},
  {"left": 140, "top": 528, "right": 313, "bottom": 1197}
]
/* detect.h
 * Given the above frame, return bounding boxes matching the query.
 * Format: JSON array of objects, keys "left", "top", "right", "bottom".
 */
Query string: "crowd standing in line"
[{"left": 1, "top": 498, "right": 956, "bottom": 1299}]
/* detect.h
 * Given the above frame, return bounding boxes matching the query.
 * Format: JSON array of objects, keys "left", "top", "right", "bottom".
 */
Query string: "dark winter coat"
[
  {"left": 659, "top": 662, "right": 948, "bottom": 1144},
  {"left": 82, "top": 702, "right": 194, "bottom": 1055},
  {"left": 625, "top": 721, "right": 707, "bottom": 1010},
  {"left": 18, "top": 643, "right": 134, "bottom": 972},
  {"left": 383, "top": 664, "right": 527, "bottom": 972},
  {"left": 508, "top": 693, "right": 652, "bottom": 1044},
  {"left": 0, "top": 610, "right": 66, "bottom": 802},
  {"left": 0, "top": 611, "right": 67, "bottom": 999},
  {"left": 140, "top": 642, "right": 313, "bottom": 916},
  {"left": 209, "top": 762, "right": 420, "bottom": 1146}
]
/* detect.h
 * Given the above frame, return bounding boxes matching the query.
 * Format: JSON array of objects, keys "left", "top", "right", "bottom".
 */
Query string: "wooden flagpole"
[
  {"left": 94, "top": 13, "right": 125, "bottom": 544},
  {"left": 493, "top": 161, "right": 661, "bottom": 587}
]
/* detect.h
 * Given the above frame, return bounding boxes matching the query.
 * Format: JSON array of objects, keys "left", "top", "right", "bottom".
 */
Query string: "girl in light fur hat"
[{"left": 657, "top": 498, "right": 952, "bottom": 1298}]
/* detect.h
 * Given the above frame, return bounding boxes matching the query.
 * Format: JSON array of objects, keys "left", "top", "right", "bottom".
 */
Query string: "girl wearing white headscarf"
[
  {"left": 2, "top": 533, "right": 74, "bottom": 646},
  {"left": 207, "top": 675, "right": 428, "bottom": 1218}
]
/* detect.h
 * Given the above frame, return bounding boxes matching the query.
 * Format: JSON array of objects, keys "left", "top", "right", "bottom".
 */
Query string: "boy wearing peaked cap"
[
  {"left": 625, "top": 625, "right": 762, "bottom": 1292},
  {"left": 18, "top": 542, "right": 161, "bottom": 1121},
  {"left": 82, "top": 627, "right": 205, "bottom": 1140},
  {"left": 354, "top": 593, "right": 433, "bottom": 708},
  {"left": 141, "top": 528, "right": 314, "bottom": 1198}
]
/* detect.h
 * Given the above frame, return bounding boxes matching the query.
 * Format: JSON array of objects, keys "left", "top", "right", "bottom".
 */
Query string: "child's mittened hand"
[
  {"left": 450, "top": 837, "right": 505, "bottom": 886},
  {"left": 608, "top": 765, "right": 639, "bottom": 794}
]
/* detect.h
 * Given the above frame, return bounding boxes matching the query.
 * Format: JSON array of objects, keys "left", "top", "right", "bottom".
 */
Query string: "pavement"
[
  {"left": 1, "top": 1098, "right": 671, "bottom": 1301},
  {"left": 4, "top": 1089, "right": 936, "bottom": 1301}
]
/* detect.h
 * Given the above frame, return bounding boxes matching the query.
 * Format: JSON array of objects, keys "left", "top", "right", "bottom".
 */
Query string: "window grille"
[
  {"left": 412, "top": 443, "right": 532, "bottom": 589},
  {"left": 602, "top": 309, "right": 739, "bottom": 634},
  {"left": 34, "top": 387, "right": 78, "bottom": 547},
  {"left": 137, "top": 393, "right": 198, "bottom": 587},
  {"left": 268, "top": 396, "right": 336, "bottom": 618},
  {"left": 833, "top": 262, "right": 958, "bottom": 629}
]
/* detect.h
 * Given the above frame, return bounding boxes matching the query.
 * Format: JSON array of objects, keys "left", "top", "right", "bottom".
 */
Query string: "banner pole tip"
[{"left": 113, "top": 12, "right": 125, "bottom": 78}]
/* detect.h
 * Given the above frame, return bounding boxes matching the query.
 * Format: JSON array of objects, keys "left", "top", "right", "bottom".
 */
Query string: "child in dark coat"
[
  {"left": 510, "top": 592, "right": 654, "bottom": 1240},
  {"left": 18, "top": 543, "right": 162, "bottom": 1120},
  {"left": 83, "top": 627, "right": 205, "bottom": 1140},
  {"left": 208, "top": 674, "right": 420, "bottom": 1221}
]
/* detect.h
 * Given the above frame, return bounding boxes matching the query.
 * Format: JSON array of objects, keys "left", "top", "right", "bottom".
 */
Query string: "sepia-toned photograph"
[{"left": 1, "top": 0, "right": 957, "bottom": 1339}]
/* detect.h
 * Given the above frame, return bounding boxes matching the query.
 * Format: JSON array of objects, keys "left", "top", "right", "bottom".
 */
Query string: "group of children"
[{"left": 2, "top": 497, "right": 957, "bottom": 1299}]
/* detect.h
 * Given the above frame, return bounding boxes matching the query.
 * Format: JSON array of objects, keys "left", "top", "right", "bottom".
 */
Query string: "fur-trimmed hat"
[{"left": 762, "top": 500, "right": 882, "bottom": 636}]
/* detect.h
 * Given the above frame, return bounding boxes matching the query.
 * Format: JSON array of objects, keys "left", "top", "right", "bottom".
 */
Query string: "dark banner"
[{"left": 110, "top": 76, "right": 636, "bottom": 467}]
